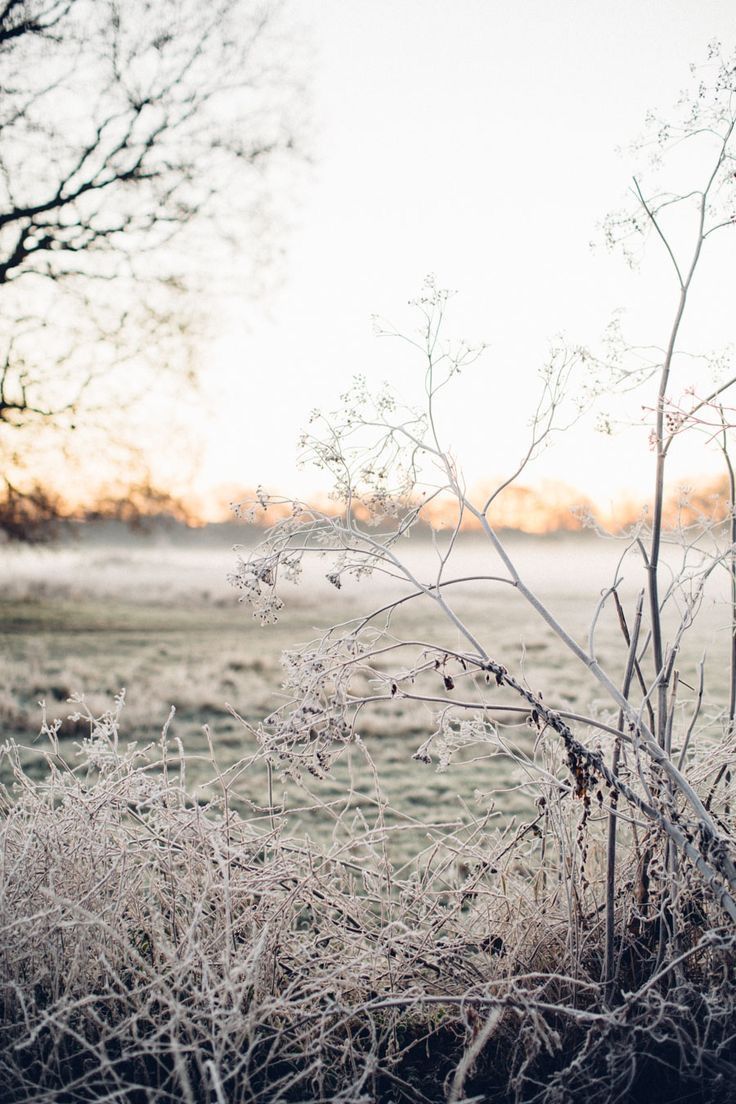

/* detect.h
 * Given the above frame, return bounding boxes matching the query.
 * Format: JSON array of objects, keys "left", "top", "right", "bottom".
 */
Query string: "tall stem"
[
  {"left": 604, "top": 590, "right": 644, "bottom": 998},
  {"left": 647, "top": 283, "right": 688, "bottom": 747},
  {"left": 638, "top": 123, "right": 733, "bottom": 744},
  {"left": 723, "top": 433, "right": 736, "bottom": 731}
]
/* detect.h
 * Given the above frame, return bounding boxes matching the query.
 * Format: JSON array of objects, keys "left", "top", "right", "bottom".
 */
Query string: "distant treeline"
[{"left": 2, "top": 474, "right": 733, "bottom": 544}]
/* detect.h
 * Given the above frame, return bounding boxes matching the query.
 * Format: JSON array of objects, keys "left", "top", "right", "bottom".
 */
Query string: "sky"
[{"left": 143, "top": 2, "right": 736, "bottom": 518}]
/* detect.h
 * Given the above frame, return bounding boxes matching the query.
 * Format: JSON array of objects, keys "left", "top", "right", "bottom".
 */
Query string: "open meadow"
[
  {"left": 2, "top": 524, "right": 732, "bottom": 860},
  {"left": 4, "top": 521, "right": 736, "bottom": 1102}
]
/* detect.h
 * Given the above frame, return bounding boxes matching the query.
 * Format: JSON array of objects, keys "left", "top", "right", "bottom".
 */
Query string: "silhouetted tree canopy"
[{"left": 0, "top": 0, "right": 304, "bottom": 539}]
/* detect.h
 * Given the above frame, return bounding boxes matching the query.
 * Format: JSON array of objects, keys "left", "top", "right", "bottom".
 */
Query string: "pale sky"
[{"left": 188, "top": 0, "right": 736, "bottom": 517}]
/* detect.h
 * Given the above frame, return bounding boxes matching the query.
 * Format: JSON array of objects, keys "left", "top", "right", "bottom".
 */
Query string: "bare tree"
[{"left": 0, "top": 0, "right": 304, "bottom": 538}]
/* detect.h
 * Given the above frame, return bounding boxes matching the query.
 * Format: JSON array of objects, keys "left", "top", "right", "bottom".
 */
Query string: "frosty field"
[
  {"left": 2, "top": 526, "right": 732, "bottom": 858},
  {"left": 4, "top": 524, "right": 736, "bottom": 1103}
]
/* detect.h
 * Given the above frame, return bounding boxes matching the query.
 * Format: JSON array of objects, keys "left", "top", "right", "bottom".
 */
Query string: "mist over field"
[{"left": 3, "top": 523, "right": 733, "bottom": 857}]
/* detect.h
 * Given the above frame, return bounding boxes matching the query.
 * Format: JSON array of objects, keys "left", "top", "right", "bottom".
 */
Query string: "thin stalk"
[
  {"left": 604, "top": 589, "right": 644, "bottom": 999},
  {"left": 469, "top": 503, "right": 736, "bottom": 870},
  {"left": 634, "top": 123, "right": 734, "bottom": 745},
  {"left": 656, "top": 672, "right": 681, "bottom": 971},
  {"left": 646, "top": 277, "right": 689, "bottom": 748},
  {"left": 721, "top": 423, "right": 736, "bottom": 731},
  {"left": 677, "top": 657, "right": 704, "bottom": 769}
]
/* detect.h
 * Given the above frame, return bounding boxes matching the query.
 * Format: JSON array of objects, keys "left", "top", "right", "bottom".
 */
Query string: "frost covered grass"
[
  {"left": 1, "top": 535, "right": 736, "bottom": 1102},
  {"left": 1, "top": 693, "right": 735, "bottom": 1104},
  {"left": 0, "top": 534, "right": 657, "bottom": 843},
  {"left": 3, "top": 534, "right": 731, "bottom": 861}
]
